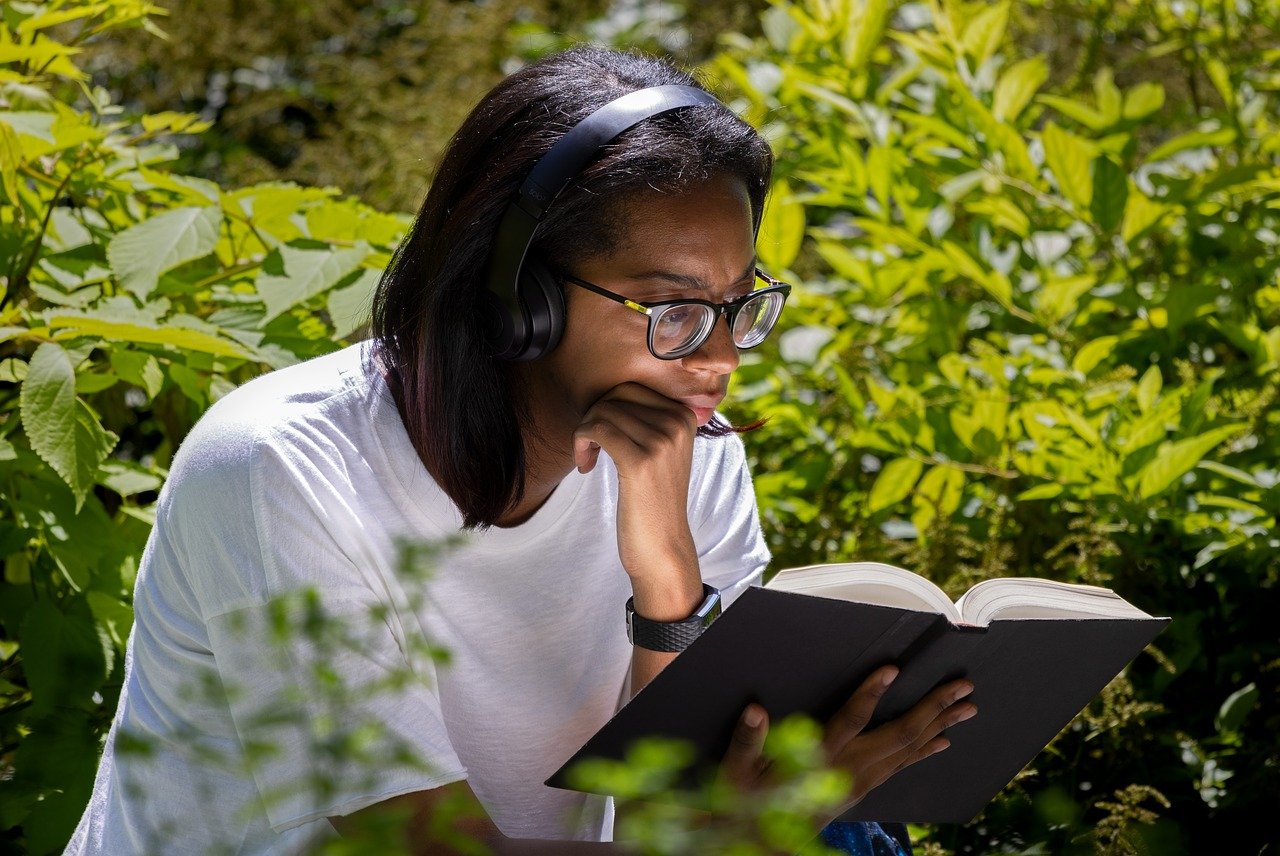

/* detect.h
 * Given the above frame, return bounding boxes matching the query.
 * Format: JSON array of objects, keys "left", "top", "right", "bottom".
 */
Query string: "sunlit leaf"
[
  {"left": 106, "top": 205, "right": 223, "bottom": 300},
  {"left": 867, "top": 457, "right": 923, "bottom": 513},
  {"left": 1136, "top": 424, "right": 1247, "bottom": 498},
  {"left": 992, "top": 55, "right": 1048, "bottom": 123},
  {"left": 1042, "top": 122, "right": 1094, "bottom": 211}
]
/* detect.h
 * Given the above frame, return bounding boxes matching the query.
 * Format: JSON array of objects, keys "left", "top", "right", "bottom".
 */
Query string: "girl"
[{"left": 69, "top": 45, "right": 975, "bottom": 855}]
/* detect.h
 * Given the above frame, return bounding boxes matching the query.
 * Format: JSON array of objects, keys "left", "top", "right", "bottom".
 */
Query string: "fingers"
[
  {"left": 573, "top": 393, "right": 696, "bottom": 475},
  {"left": 718, "top": 703, "right": 770, "bottom": 792},
  {"left": 821, "top": 665, "right": 899, "bottom": 762}
]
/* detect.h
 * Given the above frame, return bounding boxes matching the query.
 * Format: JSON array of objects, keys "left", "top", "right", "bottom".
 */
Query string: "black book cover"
[{"left": 545, "top": 586, "right": 1169, "bottom": 823}]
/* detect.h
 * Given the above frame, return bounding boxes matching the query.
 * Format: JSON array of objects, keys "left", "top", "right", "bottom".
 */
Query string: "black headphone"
[{"left": 483, "top": 84, "right": 726, "bottom": 361}]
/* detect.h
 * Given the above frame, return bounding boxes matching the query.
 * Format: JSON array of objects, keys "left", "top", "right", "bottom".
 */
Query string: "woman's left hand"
[
  {"left": 717, "top": 666, "right": 977, "bottom": 816},
  {"left": 572, "top": 381, "right": 703, "bottom": 606}
]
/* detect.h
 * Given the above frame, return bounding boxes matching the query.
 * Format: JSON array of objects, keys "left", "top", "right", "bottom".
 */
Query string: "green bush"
[
  {"left": 2, "top": 0, "right": 1276, "bottom": 853},
  {"left": 708, "top": 0, "right": 1278, "bottom": 851},
  {"left": 0, "top": 3, "right": 407, "bottom": 850}
]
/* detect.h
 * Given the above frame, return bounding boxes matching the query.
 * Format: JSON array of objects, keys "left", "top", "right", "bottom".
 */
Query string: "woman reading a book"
[{"left": 69, "top": 46, "right": 977, "bottom": 856}]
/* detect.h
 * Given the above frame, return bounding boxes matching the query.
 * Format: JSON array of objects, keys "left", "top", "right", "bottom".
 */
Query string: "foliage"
[
  {"left": 3, "top": 0, "right": 1278, "bottom": 854},
  {"left": 706, "top": 0, "right": 1279, "bottom": 852},
  {"left": 0, "top": 3, "right": 409, "bottom": 850}
]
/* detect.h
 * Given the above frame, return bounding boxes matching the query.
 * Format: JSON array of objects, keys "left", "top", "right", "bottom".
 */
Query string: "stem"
[{"left": 3, "top": 158, "right": 77, "bottom": 311}]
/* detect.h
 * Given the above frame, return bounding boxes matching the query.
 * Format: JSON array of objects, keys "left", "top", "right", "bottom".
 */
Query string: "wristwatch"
[{"left": 626, "top": 583, "right": 721, "bottom": 652}]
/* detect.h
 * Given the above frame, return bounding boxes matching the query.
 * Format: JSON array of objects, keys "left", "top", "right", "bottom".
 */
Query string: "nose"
[{"left": 683, "top": 312, "right": 740, "bottom": 375}]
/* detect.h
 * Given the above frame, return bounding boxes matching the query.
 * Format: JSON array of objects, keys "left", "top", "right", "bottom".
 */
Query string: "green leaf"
[
  {"left": 1089, "top": 156, "right": 1127, "bottom": 233},
  {"left": 1145, "top": 127, "right": 1235, "bottom": 164},
  {"left": 1216, "top": 683, "right": 1259, "bottom": 734},
  {"left": 1135, "top": 366, "right": 1162, "bottom": 414},
  {"left": 1037, "top": 94, "right": 1108, "bottom": 131},
  {"left": 107, "top": 205, "right": 223, "bottom": 300},
  {"left": 1136, "top": 424, "right": 1247, "bottom": 498},
  {"left": 256, "top": 240, "right": 370, "bottom": 323},
  {"left": 1121, "top": 188, "right": 1170, "bottom": 243},
  {"left": 19, "top": 343, "right": 117, "bottom": 509},
  {"left": 1036, "top": 274, "right": 1096, "bottom": 325},
  {"left": 961, "top": 1, "right": 1009, "bottom": 67},
  {"left": 911, "top": 464, "right": 964, "bottom": 536},
  {"left": 109, "top": 350, "right": 165, "bottom": 399},
  {"left": 1016, "top": 483, "right": 1062, "bottom": 501},
  {"left": 327, "top": 268, "right": 380, "bottom": 339},
  {"left": 1092, "top": 68, "right": 1122, "bottom": 126},
  {"left": 48, "top": 312, "right": 252, "bottom": 359},
  {"left": 1042, "top": 122, "right": 1094, "bottom": 211},
  {"left": 843, "top": 0, "right": 890, "bottom": 71},
  {"left": 1122, "top": 82, "right": 1165, "bottom": 121},
  {"left": 0, "top": 121, "right": 22, "bottom": 205},
  {"left": 867, "top": 457, "right": 924, "bottom": 513},
  {"left": 20, "top": 598, "right": 107, "bottom": 716},
  {"left": 757, "top": 182, "right": 805, "bottom": 272},
  {"left": 992, "top": 55, "right": 1049, "bottom": 123}
]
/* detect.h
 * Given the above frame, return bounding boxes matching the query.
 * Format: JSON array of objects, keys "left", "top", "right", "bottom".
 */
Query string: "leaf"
[
  {"left": 48, "top": 313, "right": 252, "bottom": 358},
  {"left": 327, "top": 268, "right": 380, "bottom": 339},
  {"left": 1136, "top": 366, "right": 1162, "bottom": 414},
  {"left": 756, "top": 182, "right": 805, "bottom": 272},
  {"left": 1089, "top": 156, "right": 1127, "bottom": 233},
  {"left": 106, "top": 205, "right": 223, "bottom": 300},
  {"left": 1017, "top": 483, "right": 1062, "bottom": 501},
  {"left": 256, "top": 240, "right": 370, "bottom": 323},
  {"left": 1136, "top": 424, "right": 1247, "bottom": 498},
  {"left": 1216, "top": 683, "right": 1259, "bottom": 734},
  {"left": 1037, "top": 94, "right": 1108, "bottom": 131},
  {"left": 1042, "top": 122, "right": 1094, "bottom": 211},
  {"left": 0, "top": 121, "right": 22, "bottom": 205},
  {"left": 867, "top": 458, "right": 924, "bottom": 513},
  {"left": 992, "top": 55, "right": 1049, "bottom": 123},
  {"left": 1092, "top": 68, "right": 1123, "bottom": 126},
  {"left": 20, "top": 598, "right": 107, "bottom": 716},
  {"left": 1036, "top": 274, "right": 1096, "bottom": 325},
  {"left": 109, "top": 350, "right": 165, "bottom": 399},
  {"left": 843, "top": 0, "right": 890, "bottom": 71},
  {"left": 961, "top": 1, "right": 1009, "bottom": 67},
  {"left": 911, "top": 464, "right": 964, "bottom": 535},
  {"left": 1122, "top": 82, "right": 1165, "bottom": 121},
  {"left": 1121, "top": 187, "right": 1170, "bottom": 243},
  {"left": 1145, "top": 127, "right": 1235, "bottom": 164},
  {"left": 19, "top": 343, "right": 117, "bottom": 509}
]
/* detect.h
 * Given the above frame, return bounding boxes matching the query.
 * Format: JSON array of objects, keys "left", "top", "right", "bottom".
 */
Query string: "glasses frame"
[{"left": 557, "top": 268, "right": 792, "bottom": 361}]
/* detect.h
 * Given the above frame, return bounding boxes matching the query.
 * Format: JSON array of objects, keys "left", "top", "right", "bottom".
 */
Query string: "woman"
[{"left": 68, "top": 46, "right": 975, "bottom": 855}]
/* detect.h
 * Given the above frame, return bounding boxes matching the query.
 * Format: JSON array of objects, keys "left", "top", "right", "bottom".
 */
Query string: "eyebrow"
[{"left": 623, "top": 256, "right": 758, "bottom": 292}]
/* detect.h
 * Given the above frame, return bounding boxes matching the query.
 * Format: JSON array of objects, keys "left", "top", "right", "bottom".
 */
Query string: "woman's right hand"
[{"left": 716, "top": 666, "right": 977, "bottom": 818}]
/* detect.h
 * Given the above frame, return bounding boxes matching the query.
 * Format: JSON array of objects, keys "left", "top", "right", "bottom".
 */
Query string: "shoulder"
[
  {"left": 690, "top": 422, "right": 752, "bottom": 488},
  {"left": 163, "top": 343, "right": 373, "bottom": 501}
]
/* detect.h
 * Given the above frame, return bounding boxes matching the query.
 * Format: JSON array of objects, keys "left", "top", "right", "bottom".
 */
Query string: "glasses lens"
[
  {"left": 652, "top": 303, "right": 715, "bottom": 358},
  {"left": 732, "top": 291, "right": 785, "bottom": 348}
]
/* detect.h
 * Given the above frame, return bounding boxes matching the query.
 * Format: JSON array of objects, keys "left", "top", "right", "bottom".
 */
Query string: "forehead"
[{"left": 597, "top": 174, "right": 756, "bottom": 284}]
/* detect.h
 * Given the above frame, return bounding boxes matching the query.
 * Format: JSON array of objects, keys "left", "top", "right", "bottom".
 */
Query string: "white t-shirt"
[{"left": 67, "top": 342, "right": 770, "bottom": 855}]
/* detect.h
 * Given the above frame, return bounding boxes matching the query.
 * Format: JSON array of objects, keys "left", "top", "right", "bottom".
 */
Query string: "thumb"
[{"left": 718, "top": 703, "right": 769, "bottom": 791}]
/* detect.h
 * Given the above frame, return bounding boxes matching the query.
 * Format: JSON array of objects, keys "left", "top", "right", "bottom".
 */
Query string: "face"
[{"left": 523, "top": 172, "right": 757, "bottom": 441}]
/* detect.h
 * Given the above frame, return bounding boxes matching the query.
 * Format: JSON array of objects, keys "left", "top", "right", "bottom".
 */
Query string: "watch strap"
[{"left": 626, "top": 583, "right": 721, "bottom": 653}]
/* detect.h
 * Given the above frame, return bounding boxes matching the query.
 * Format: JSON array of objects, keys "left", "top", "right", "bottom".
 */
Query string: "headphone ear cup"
[{"left": 515, "top": 258, "right": 565, "bottom": 360}]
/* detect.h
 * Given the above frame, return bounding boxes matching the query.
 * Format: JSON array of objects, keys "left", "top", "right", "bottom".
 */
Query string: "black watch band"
[{"left": 625, "top": 584, "right": 721, "bottom": 652}]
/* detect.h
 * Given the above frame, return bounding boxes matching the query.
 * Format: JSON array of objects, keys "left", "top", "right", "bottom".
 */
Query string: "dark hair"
[{"left": 370, "top": 45, "right": 774, "bottom": 530}]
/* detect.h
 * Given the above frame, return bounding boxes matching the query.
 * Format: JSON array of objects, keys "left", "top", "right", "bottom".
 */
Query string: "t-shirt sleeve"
[
  {"left": 162, "top": 409, "right": 466, "bottom": 833},
  {"left": 686, "top": 430, "right": 771, "bottom": 608}
]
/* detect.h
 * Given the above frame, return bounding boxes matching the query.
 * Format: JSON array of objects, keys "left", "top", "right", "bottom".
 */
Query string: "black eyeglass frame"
[{"left": 556, "top": 268, "right": 792, "bottom": 361}]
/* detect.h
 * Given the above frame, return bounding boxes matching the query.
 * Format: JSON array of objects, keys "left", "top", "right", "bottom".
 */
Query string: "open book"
[
  {"left": 547, "top": 561, "right": 1168, "bottom": 823},
  {"left": 769, "top": 561, "right": 1155, "bottom": 625}
]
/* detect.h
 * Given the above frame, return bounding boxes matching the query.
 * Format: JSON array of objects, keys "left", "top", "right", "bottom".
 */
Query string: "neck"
[{"left": 491, "top": 409, "right": 576, "bottom": 528}]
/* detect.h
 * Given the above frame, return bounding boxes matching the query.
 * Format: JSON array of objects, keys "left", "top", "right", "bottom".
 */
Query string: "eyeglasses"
[{"left": 556, "top": 268, "right": 792, "bottom": 360}]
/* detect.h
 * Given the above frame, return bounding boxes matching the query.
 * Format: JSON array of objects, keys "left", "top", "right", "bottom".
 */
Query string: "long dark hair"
[{"left": 370, "top": 45, "right": 774, "bottom": 530}]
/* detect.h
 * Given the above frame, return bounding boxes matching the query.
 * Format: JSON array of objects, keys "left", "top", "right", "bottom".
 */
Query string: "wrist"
[{"left": 628, "top": 574, "right": 704, "bottom": 622}]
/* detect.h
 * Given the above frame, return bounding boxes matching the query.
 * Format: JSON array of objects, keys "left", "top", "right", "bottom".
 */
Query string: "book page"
[
  {"left": 766, "top": 562, "right": 962, "bottom": 622},
  {"left": 955, "top": 577, "right": 1153, "bottom": 626}
]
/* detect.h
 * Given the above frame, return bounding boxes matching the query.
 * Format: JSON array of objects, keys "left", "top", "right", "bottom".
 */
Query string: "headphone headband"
[{"left": 485, "top": 84, "right": 727, "bottom": 361}]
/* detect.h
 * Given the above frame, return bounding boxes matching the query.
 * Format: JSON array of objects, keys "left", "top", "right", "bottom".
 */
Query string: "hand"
[
  {"left": 717, "top": 666, "right": 977, "bottom": 816},
  {"left": 573, "top": 382, "right": 701, "bottom": 591}
]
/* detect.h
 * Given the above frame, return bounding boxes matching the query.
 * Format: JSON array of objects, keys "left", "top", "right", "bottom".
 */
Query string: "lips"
[{"left": 681, "top": 394, "right": 725, "bottom": 424}]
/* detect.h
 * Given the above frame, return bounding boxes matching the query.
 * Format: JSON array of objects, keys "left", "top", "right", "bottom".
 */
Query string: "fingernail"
[
  {"left": 881, "top": 667, "right": 899, "bottom": 687},
  {"left": 953, "top": 682, "right": 974, "bottom": 701},
  {"left": 744, "top": 707, "right": 763, "bottom": 728},
  {"left": 933, "top": 738, "right": 951, "bottom": 755}
]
